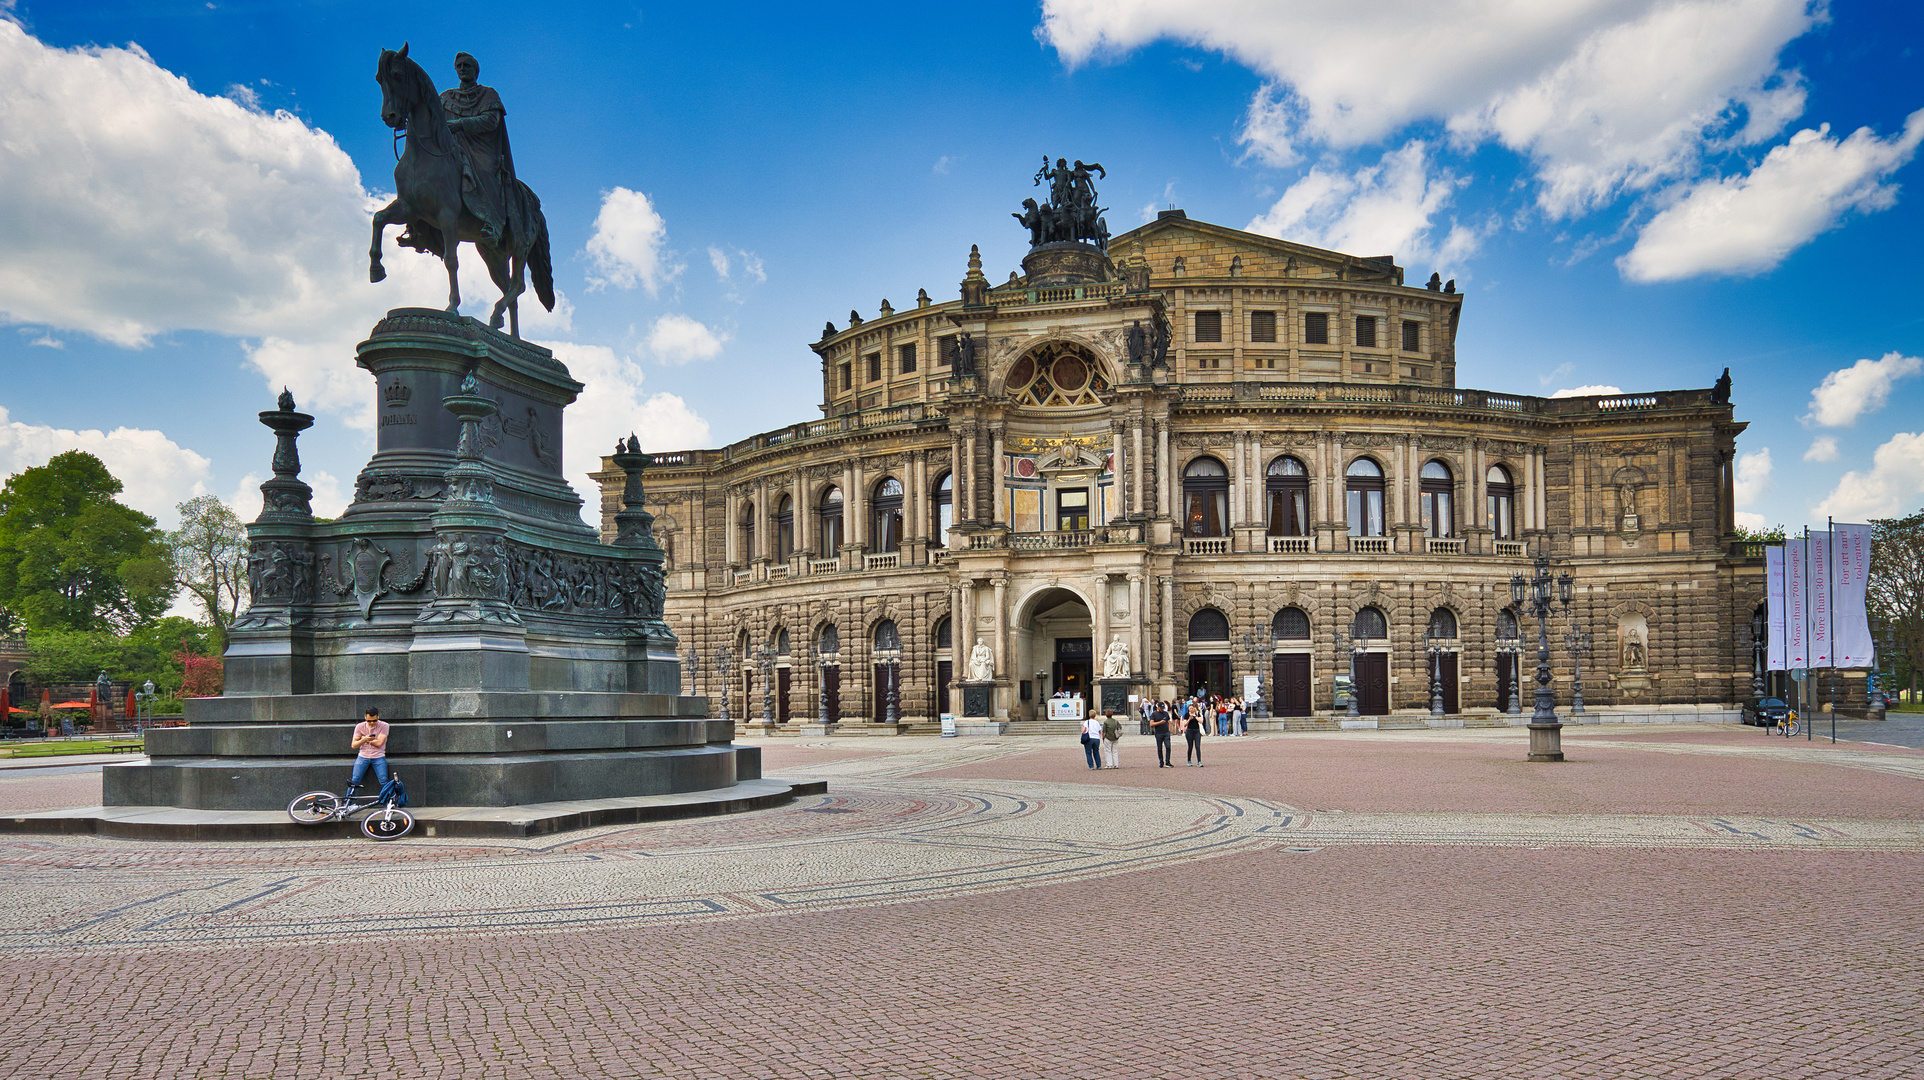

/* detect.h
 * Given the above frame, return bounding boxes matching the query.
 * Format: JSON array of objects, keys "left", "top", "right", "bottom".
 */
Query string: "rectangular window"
[
  {"left": 898, "top": 343, "right": 916, "bottom": 374},
  {"left": 936, "top": 335, "right": 955, "bottom": 366},
  {"left": 1250, "top": 310, "right": 1277, "bottom": 343},
  {"left": 865, "top": 352, "right": 881, "bottom": 382},
  {"left": 1355, "top": 315, "right": 1377, "bottom": 349},
  {"left": 1194, "top": 310, "right": 1223, "bottom": 343},
  {"left": 838, "top": 363, "right": 851, "bottom": 391},
  {"left": 1056, "top": 488, "right": 1089, "bottom": 532},
  {"left": 1402, "top": 319, "right": 1421, "bottom": 353},
  {"left": 1304, "top": 312, "right": 1329, "bottom": 345}
]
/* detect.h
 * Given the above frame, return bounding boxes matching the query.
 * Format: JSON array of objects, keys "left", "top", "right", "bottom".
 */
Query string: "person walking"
[
  {"left": 1183, "top": 702, "right": 1206, "bottom": 766},
  {"left": 1150, "top": 699, "right": 1173, "bottom": 767},
  {"left": 1080, "top": 711, "right": 1104, "bottom": 770},
  {"left": 1100, "top": 710, "right": 1122, "bottom": 769}
]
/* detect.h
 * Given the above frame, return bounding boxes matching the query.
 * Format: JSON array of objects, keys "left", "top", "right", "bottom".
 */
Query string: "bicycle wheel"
[
  {"left": 287, "top": 791, "right": 342, "bottom": 824},
  {"left": 361, "top": 806, "right": 415, "bottom": 841}
]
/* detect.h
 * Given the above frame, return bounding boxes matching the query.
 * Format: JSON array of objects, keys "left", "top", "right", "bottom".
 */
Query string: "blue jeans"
[
  {"left": 346, "top": 755, "right": 390, "bottom": 795},
  {"left": 1082, "top": 737, "right": 1101, "bottom": 768}
]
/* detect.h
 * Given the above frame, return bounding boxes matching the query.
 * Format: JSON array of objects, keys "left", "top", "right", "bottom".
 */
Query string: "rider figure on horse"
[{"left": 441, "top": 52, "right": 513, "bottom": 249}]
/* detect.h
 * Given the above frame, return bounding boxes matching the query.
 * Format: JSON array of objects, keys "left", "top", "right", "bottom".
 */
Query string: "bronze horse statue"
[{"left": 369, "top": 44, "right": 554, "bottom": 338}]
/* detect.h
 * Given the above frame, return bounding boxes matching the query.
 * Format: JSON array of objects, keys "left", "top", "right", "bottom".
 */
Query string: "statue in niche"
[
  {"left": 1622, "top": 629, "right": 1646, "bottom": 671},
  {"left": 1102, "top": 638, "right": 1130, "bottom": 678},
  {"left": 967, "top": 640, "right": 995, "bottom": 681}
]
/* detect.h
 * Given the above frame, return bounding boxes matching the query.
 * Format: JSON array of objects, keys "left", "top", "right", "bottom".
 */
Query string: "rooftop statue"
[
  {"left": 1017, "top": 155, "right": 1110, "bottom": 250},
  {"left": 369, "top": 44, "right": 556, "bottom": 338}
]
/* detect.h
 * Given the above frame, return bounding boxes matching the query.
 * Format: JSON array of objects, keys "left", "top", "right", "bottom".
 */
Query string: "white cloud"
[
  {"left": 1550, "top": 384, "right": 1623, "bottom": 398},
  {"left": 1245, "top": 141, "right": 1482, "bottom": 265},
  {"left": 1803, "top": 435, "right": 1839, "bottom": 462},
  {"left": 1734, "top": 510, "right": 1767, "bottom": 531},
  {"left": 26, "top": 335, "right": 61, "bottom": 349},
  {"left": 1734, "top": 447, "right": 1773, "bottom": 508},
  {"left": 538, "top": 341, "right": 711, "bottom": 506},
  {"left": 933, "top": 155, "right": 955, "bottom": 175},
  {"left": 644, "top": 314, "right": 727, "bottom": 365},
  {"left": 585, "top": 187, "right": 679, "bottom": 295},
  {"left": 0, "top": 405, "right": 211, "bottom": 527},
  {"left": 707, "top": 246, "right": 731, "bottom": 280},
  {"left": 1040, "top": 1, "right": 1822, "bottom": 217},
  {"left": 1802, "top": 352, "right": 1923, "bottom": 428},
  {"left": 1814, "top": 431, "right": 1924, "bottom": 521},
  {"left": 1621, "top": 111, "right": 1924, "bottom": 281}
]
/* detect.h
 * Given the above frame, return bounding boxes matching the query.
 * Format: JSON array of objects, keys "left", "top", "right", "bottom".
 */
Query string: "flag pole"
[{"left": 1828, "top": 515, "right": 1835, "bottom": 744}]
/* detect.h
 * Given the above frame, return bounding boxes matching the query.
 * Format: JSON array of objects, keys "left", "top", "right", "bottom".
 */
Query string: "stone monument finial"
[{"left": 255, "top": 391, "right": 315, "bottom": 523}]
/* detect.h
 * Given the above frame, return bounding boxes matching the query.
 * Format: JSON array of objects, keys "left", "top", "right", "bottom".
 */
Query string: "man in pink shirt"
[{"left": 343, "top": 708, "right": 391, "bottom": 797}]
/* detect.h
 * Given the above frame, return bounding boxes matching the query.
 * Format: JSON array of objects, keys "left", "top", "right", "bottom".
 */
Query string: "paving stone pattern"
[{"left": 1, "top": 725, "right": 1920, "bottom": 1079}]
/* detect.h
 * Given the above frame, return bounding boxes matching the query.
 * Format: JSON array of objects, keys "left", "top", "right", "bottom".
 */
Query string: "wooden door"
[
  {"left": 1355, "top": 653, "right": 1389, "bottom": 715},
  {"left": 1438, "top": 653, "right": 1459, "bottom": 714},
  {"left": 824, "top": 666, "right": 841, "bottom": 723},
  {"left": 1272, "top": 653, "right": 1311, "bottom": 716},
  {"left": 1495, "top": 654, "right": 1516, "bottom": 711},
  {"left": 934, "top": 659, "right": 952, "bottom": 717},
  {"left": 777, "top": 667, "right": 791, "bottom": 723},
  {"left": 872, "top": 663, "right": 898, "bottom": 723}
]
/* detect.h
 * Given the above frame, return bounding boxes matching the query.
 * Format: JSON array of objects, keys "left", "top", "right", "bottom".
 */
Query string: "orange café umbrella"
[{"left": 51, "top": 701, "right": 92, "bottom": 710}]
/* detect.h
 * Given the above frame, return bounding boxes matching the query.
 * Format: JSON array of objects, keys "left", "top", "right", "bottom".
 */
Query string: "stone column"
[
  {"left": 964, "top": 427, "right": 978, "bottom": 523},
  {"left": 992, "top": 426, "right": 1007, "bottom": 527},
  {"left": 794, "top": 467, "right": 810, "bottom": 557},
  {"left": 757, "top": 478, "right": 771, "bottom": 561},
  {"left": 1111, "top": 426, "right": 1126, "bottom": 524},
  {"left": 1534, "top": 449, "right": 1548, "bottom": 531},
  {"left": 1161, "top": 574, "right": 1175, "bottom": 682},
  {"left": 852, "top": 458, "right": 867, "bottom": 551},
  {"left": 725, "top": 489, "right": 739, "bottom": 566},
  {"left": 1231, "top": 430, "right": 1247, "bottom": 529},
  {"left": 1250, "top": 435, "right": 1264, "bottom": 529},
  {"left": 1128, "top": 573, "right": 1145, "bottom": 674},
  {"left": 915, "top": 450, "right": 929, "bottom": 542},
  {"left": 992, "top": 575, "right": 1009, "bottom": 682},
  {"left": 1132, "top": 419, "right": 1146, "bottom": 517},
  {"left": 1092, "top": 572, "right": 1110, "bottom": 659},
  {"left": 1470, "top": 439, "right": 1486, "bottom": 538},
  {"left": 951, "top": 430, "right": 966, "bottom": 526},
  {"left": 1156, "top": 422, "right": 1171, "bottom": 517},
  {"left": 960, "top": 578, "right": 976, "bottom": 660}
]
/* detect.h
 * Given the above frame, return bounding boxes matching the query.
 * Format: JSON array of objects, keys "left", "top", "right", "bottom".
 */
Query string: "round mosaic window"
[{"left": 1006, "top": 342, "right": 1109, "bottom": 407}]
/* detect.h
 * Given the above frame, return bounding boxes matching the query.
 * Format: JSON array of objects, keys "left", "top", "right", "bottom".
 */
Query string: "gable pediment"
[{"left": 1109, "top": 215, "right": 1400, "bottom": 284}]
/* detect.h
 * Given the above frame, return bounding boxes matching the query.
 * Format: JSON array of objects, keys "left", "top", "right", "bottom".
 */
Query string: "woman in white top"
[{"left": 1080, "top": 713, "right": 1104, "bottom": 770}]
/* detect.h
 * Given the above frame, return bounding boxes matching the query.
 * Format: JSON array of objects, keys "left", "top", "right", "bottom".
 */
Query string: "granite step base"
[{"left": 2, "top": 778, "right": 826, "bottom": 840}]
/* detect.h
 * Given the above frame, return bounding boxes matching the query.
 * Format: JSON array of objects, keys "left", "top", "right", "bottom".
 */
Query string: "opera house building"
[{"left": 596, "top": 200, "right": 1766, "bottom": 731}]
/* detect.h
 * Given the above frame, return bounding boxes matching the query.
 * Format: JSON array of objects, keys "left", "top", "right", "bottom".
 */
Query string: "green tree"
[
  {"left": 22, "top": 617, "right": 219, "bottom": 693},
  {"left": 1868, "top": 510, "right": 1924, "bottom": 703},
  {"left": 0, "top": 451, "right": 173, "bottom": 632},
  {"left": 1733, "top": 522, "right": 1788, "bottom": 543},
  {"left": 170, "top": 494, "right": 249, "bottom": 629}
]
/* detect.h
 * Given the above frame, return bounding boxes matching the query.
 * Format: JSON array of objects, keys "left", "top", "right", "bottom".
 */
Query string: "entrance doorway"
[
  {"left": 1495, "top": 653, "right": 1517, "bottom": 711},
  {"left": 1053, "top": 637, "right": 1092, "bottom": 703},
  {"left": 1017, "top": 586, "right": 1095, "bottom": 720},
  {"left": 1354, "top": 653, "right": 1389, "bottom": 715},
  {"left": 777, "top": 666, "right": 791, "bottom": 722},
  {"left": 822, "top": 665, "right": 841, "bottom": 723},
  {"left": 1188, "top": 655, "right": 1231, "bottom": 698},
  {"left": 1272, "top": 653, "right": 1311, "bottom": 716},
  {"left": 872, "top": 662, "right": 900, "bottom": 723},
  {"left": 1433, "top": 653, "right": 1458, "bottom": 714}
]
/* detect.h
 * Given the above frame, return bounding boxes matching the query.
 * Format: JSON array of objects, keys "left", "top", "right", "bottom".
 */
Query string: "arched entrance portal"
[{"left": 1016, "top": 586, "right": 1094, "bottom": 719}]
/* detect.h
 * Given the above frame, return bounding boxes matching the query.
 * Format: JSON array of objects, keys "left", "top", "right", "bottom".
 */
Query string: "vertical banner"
[
  {"left": 1809, "top": 530, "right": 1833, "bottom": 668},
  {"left": 1832, "top": 522, "right": 1874, "bottom": 667},
  {"left": 1766, "top": 545, "right": 1787, "bottom": 671},
  {"left": 1785, "top": 536, "right": 1808, "bottom": 669}
]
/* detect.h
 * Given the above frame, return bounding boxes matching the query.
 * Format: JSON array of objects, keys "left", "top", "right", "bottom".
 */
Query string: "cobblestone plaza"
[{"left": 3, "top": 725, "right": 1920, "bottom": 1079}]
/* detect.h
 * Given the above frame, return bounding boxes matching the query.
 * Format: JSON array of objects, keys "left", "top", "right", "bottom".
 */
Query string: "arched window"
[
  {"left": 1497, "top": 608, "right": 1519, "bottom": 640},
  {"left": 1005, "top": 341, "right": 1109, "bottom": 406},
  {"left": 1487, "top": 465, "right": 1515, "bottom": 540},
  {"left": 819, "top": 486, "right": 844, "bottom": 554},
  {"left": 935, "top": 616, "right": 952, "bottom": 651},
  {"left": 818, "top": 623, "right": 840, "bottom": 654},
  {"left": 873, "top": 619, "right": 900, "bottom": 651},
  {"left": 1346, "top": 459, "right": 1385, "bottom": 537},
  {"left": 1427, "top": 608, "right": 1458, "bottom": 639},
  {"left": 871, "top": 478, "right": 904, "bottom": 553},
  {"left": 1266, "top": 456, "right": 1309, "bottom": 537},
  {"left": 774, "top": 495, "right": 794, "bottom": 560},
  {"left": 740, "top": 501, "right": 756, "bottom": 562},
  {"left": 774, "top": 627, "right": 791, "bottom": 656},
  {"left": 1272, "top": 607, "right": 1311, "bottom": 641},
  {"left": 1351, "top": 606, "right": 1387, "bottom": 641},
  {"left": 1182, "top": 457, "right": 1229, "bottom": 538},
  {"left": 1420, "top": 460, "right": 1454, "bottom": 538},
  {"left": 931, "top": 472, "right": 953, "bottom": 549},
  {"left": 1189, "top": 608, "right": 1231, "bottom": 642}
]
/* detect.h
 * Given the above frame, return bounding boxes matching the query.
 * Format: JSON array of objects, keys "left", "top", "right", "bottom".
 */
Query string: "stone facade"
[{"left": 597, "top": 212, "right": 1766, "bottom": 727}]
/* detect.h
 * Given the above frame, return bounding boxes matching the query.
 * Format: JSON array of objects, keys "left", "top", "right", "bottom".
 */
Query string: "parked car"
[{"left": 1741, "top": 697, "right": 1791, "bottom": 726}]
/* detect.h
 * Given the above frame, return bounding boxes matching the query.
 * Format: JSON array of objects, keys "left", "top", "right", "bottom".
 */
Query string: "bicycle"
[
  {"left": 1781, "top": 710, "right": 1799, "bottom": 738},
  {"left": 286, "top": 781, "right": 415, "bottom": 840}
]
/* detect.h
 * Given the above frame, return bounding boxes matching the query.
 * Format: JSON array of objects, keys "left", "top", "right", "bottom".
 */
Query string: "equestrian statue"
[{"left": 370, "top": 45, "right": 555, "bottom": 339}]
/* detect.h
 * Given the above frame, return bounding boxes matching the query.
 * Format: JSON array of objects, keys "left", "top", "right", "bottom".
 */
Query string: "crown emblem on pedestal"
[{"left": 384, "top": 379, "right": 412, "bottom": 407}]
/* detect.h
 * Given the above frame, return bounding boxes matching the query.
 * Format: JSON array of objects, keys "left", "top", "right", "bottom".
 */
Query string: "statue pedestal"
[
  {"left": 1096, "top": 678, "right": 1135, "bottom": 714},
  {"left": 1021, "top": 241, "right": 1113, "bottom": 285},
  {"left": 959, "top": 680, "right": 995, "bottom": 720}
]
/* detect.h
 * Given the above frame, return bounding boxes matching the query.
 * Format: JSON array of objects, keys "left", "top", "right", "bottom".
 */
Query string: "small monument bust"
[
  {"left": 967, "top": 640, "right": 995, "bottom": 681},
  {"left": 1102, "top": 637, "right": 1130, "bottom": 678}
]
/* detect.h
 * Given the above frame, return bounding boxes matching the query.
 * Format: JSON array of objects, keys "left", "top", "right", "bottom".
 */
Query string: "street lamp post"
[
  {"left": 757, "top": 643, "right": 776, "bottom": 724},
  {"left": 134, "top": 679, "right": 156, "bottom": 734},
  {"left": 812, "top": 645, "right": 838, "bottom": 725},
  {"left": 683, "top": 646, "right": 700, "bottom": 699},
  {"left": 1336, "top": 630, "right": 1358, "bottom": 717},
  {"left": 1749, "top": 620, "right": 1766, "bottom": 700},
  {"left": 880, "top": 646, "right": 901, "bottom": 725},
  {"left": 1239, "top": 632, "right": 1269, "bottom": 720},
  {"left": 1564, "top": 627, "right": 1590, "bottom": 714},
  {"left": 1425, "top": 628, "right": 1445, "bottom": 718},
  {"left": 714, "top": 645, "right": 733, "bottom": 725},
  {"left": 1510, "top": 554, "right": 1572, "bottom": 762}
]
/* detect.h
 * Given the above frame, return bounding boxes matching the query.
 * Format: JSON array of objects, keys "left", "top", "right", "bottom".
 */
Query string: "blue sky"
[{"left": 2, "top": 1, "right": 1922, "bottom": 539}]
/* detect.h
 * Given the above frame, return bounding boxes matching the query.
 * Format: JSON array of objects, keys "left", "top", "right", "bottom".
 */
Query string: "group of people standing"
[{"left": 1078, "top": 693, "right": 1253, "bottom": 770}]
